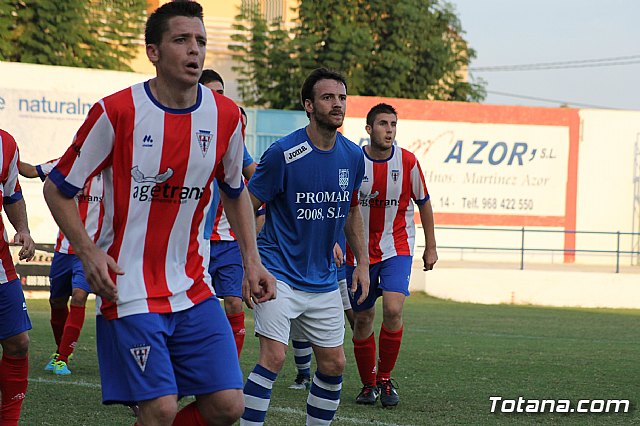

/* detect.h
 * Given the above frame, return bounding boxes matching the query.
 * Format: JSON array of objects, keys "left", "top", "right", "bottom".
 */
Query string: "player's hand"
[
  {"left": 333, "top": 243, "right": 344, "bottom": 268},
  {"left": 351, "top": 263, "right": 370, "bottom": 305},
  {"left": 243, "top": 260, "right": 276, "bottom": 309},
  {"left": 423, "top": 247, "right": 438, "bottom": 271},
  {"left": 79, "top": 245, "right": 123, "bottom": 303},
  {"left": 13, "top": 231, "right": 35, "bottom": 262}
]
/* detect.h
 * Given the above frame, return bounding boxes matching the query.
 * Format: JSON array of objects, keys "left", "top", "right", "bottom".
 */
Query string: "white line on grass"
[
  {"left": 271, "top": 406, "right": 415, "bottom": 426},
  {"left": 30, "top": 376, "right": 101, "bottom": 388},
  {"left": 30, "top": 377, "right": 416, "bottom": 426}
]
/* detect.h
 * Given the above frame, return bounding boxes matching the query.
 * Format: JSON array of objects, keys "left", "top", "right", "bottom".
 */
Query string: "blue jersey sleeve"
[
  {"left": 354, "top": 150, "right": 365, "bottom": 190},
  {"left": 248, "top": 143, "right": 285, "bottom": 203},
  {"left": 203, "top": 181, "right": 221, "bottom": 240},
  {"left": 242, "top": 144, "right": 254, "bottom": 169}
]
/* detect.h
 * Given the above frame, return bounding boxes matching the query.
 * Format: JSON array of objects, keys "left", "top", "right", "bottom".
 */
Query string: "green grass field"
[{"left": 19, "top": 294, "right": 640, "bottom": 425}]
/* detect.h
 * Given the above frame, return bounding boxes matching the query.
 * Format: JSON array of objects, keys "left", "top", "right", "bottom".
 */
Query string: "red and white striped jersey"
[
  {"left": 209, "top": 196, "right": 236, "bottom": 241},
  {"left": 347, "top": 145, "right": 429, "bottom": 265},
  {"left": 49, "top": 82, "right": 245, "bottom": 319},
  {"left": 0, "top": 130, "right": 22, "bottom": 283},
  {"left": 37, "top": 159, "right": 104, "bottom": 254},
  {"left": 207, "top": 147, "right": 254, "bottom": 242}
]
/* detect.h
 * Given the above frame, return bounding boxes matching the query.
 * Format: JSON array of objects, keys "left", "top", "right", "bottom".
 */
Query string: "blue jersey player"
[
  {"left": 241, "top": 68, "right": 370, "bottom": 426},
  {"left": 289, "top": 232, "right": 355, "bottom": 390}
]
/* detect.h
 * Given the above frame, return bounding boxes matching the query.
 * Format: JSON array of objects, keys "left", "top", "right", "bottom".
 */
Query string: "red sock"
[
  {"left": 57, "top": 305, "right": 86, "bottom": 363},
  {"left": 0, "top": 354, "right": 29, "bottom": 426},
  {"left": 172, "top": 401, "right": 206, "bottom": 425},
  {"left": 353, "top": 333, "right": 377, "bottom": 387},
  {"left": 50, "top": 305, "right": 69, "bottom": 349},
  {"left": 377, "top": 324, "right": 403, "bottom": 382},
  {"left": 227, "top": 312, "right": 245, "bottom": 356}
]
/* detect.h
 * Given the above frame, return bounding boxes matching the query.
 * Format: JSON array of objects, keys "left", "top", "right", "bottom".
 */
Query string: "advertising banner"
[
  {"left": 344, "top": 97, "right": 580, "bottom": 259},
  {"left": 0, "top": 62, "right": 151, "bottom": 244}
]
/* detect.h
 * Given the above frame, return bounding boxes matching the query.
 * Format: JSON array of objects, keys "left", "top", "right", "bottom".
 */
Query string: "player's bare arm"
[
  {"left": 18, "top": 161, "right": 39, "bottom": 179},
  {"left": 419, "top": 199, "right": 438, "bottom": 271},
  {"left": 242, "top": 161, "right": 256, "bottom": 180},
  {"left": 344, "top": 205, "right": 370, "bottom": 304},
  {"left": 5, "top": 198, "right": 35, "bottom": 261},
  {"left": 43, "top": 178, "right": 122, "bottom": 302},
  {"left": 222, "top": 188, "right": 276, "bottom": 309},
  {"left": 333, "top": 242, "right": 344, "bottom": 268}
]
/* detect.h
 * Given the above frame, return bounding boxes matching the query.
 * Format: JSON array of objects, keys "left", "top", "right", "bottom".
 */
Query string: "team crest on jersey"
[
  {"left": 391, "top": 169, "right": 400, "bottom": 183},
  {"left": 196, "top": 130, "right": 213, "bottom": 157},
  {"left": 130, "top": 345, "right": 151, "bottom": 373},
  {"left": 339, "top": 169, "right": 349, "bottom": 191}
]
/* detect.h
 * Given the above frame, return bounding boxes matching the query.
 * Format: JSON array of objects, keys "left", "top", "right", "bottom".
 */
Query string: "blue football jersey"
[
  {"left": 204, "top": 145, "right": 254, "bottom": 240},
  {"left": 248, "top": 128, "right": 364, "bottom": 293}
]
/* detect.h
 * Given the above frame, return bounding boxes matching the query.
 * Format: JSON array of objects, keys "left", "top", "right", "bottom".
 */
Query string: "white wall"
[
  {"left": 0, "top": 61, "right": 152, "bottom": 243},
  {"left": 575, "top": 109, "right": 640, "bottom": 266}
]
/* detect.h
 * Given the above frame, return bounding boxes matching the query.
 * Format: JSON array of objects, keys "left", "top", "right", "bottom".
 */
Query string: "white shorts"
[
  {"left": 255, "top": 281, "right": 345, "bottom": 348},
  {"left": 338, "top": 278, "right": 351, "bottom": 311}
]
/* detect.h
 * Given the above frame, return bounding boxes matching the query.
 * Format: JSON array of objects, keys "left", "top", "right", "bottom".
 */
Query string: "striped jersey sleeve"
[{"left": 0, "top": 130, "right": 22, "bottom": 283}]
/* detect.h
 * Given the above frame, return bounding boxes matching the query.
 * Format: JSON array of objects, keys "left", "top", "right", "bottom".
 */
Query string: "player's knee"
[
  {"left": 49, "top": 297, "right": 68, "bottom": 309},
  {"left": 332, "top": 354, "right": 347, "bottom": 374},
  {"left": 199, "top": 390, "right": 244, "bottom": 424},
  {"left": 258, "top": 339, "right": 287, "bottom": 372},
  {"left": 353, "top": 309, "right": 375, "bottom": 335},
  {"left": 223, "top": 296, "right": 243, "bottom": 315},
  {"left": 217, "top": 396, "right": 244, "bottom": 423},
  {"left": 260, "top": 350, "right": 286, "bottom": 372},
  {"left": 70, "top": 289, "right": 89, "bottom": 306},
  {"left": 138, "top": 399, "right": 178, "bottom": 425},
  {"left": 355, "top": 308, "right": 375, "bottom": 324},
  {"left": 317, "top": 352, "right": 346, "bottom": 376},
  {"left": 382, "top": 305, "right": 403, "bottom": 325},
  {"left": 1, "top": 332, "right": 30, "bottom": 357}
]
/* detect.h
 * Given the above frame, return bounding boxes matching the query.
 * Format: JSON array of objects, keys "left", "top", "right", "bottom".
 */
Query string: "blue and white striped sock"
[
  {"left": 241, "top": 364, "right": 278, "bottom": 426},
  {"left": 292, "top": 339, "right": 312, "bottom": 377},
  {"left": 306, "top": 370, "right": 342, "bottom": 425}
]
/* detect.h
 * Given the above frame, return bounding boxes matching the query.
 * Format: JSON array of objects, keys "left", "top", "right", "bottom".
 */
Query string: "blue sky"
[{"left": 450, "top": 0, "right": 640, "bottom": 110}]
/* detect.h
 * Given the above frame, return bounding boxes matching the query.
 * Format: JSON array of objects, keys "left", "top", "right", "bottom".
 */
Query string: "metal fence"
[{"left": 434, "top": 226, "right": 640, "bottom": 273}]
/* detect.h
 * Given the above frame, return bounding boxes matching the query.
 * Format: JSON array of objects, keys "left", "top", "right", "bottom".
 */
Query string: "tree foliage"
[
  {"left": 231, "top": 0, "right": 485, "bottom": 109},
  {"left": 0, "top": 0, "right": 146, "bottom": 71},
  {"left": 0, "top": 1, "right": 14, "bottom": 60},
  {"left": 230, "top": 3, "right": 300, "bottom": 109}
]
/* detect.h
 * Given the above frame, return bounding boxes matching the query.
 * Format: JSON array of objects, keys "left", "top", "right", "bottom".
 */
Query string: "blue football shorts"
[
  {"left": 347, "top": 255, "right": 413, "bottom": 312},
  {"left": 49, "top": 252, "right": 91, "bottom": 298},
  {"left": 208, "top": 240, "right": 243, "bottom": 298},
  {"left": 0, "top": 279, "right": 32, "bottom": 340},
  {"left": 96, "top": 297, "right": 243, "bottom": 405}
]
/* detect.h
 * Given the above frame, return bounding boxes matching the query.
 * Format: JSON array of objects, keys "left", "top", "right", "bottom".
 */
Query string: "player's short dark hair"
[
  {"left": 300, "top": 68, "right": 347, "bottom": 115},
  {"left": 199, "top": 69, "right": 224, "bottom": 88},
  {"left": 366, "top": 103, "right": 398, "bottom": 127},
  {"left": 145, "top": 0, "right": 204, "bottom": 46}
]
